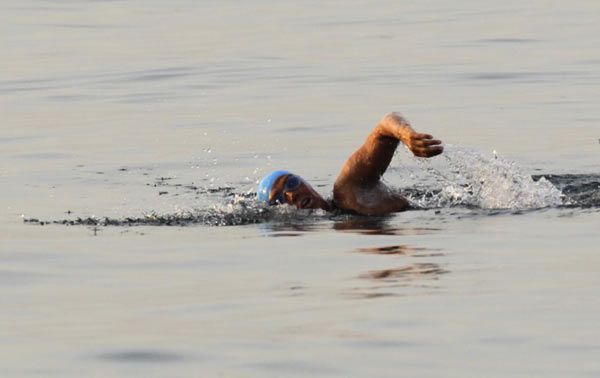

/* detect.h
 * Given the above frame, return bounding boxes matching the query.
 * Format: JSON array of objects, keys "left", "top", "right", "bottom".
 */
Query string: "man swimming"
[{"left": 256, "top": 112, "right": 443, "bottom": 215}]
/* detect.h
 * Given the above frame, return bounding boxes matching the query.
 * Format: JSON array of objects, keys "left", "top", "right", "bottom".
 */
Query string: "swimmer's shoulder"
[{"left": 328, "top": 199, "right": 362, "bottom": 216}]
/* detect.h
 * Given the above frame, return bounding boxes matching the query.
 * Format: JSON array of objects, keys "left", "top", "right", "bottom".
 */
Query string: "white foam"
[{"left": 404, "top": 146, "right": 564, "bottom": 210}]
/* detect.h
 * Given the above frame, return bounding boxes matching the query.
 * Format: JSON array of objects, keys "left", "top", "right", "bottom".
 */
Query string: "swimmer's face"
[{"left": 269, "top": 174, "right": 331, "bottom": 211}]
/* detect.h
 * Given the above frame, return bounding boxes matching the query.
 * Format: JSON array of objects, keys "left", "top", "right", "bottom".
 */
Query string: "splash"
[
  {"left": 402, "top": 146, "right": 564, "bottom": 210},
  {"left": 23, "top": 195, "right": 329, "bottom": 227}
]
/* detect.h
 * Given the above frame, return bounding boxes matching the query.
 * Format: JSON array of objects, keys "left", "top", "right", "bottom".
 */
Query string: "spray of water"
[{"left": 403, "top": 146, "right": 564, "bottom": 209}]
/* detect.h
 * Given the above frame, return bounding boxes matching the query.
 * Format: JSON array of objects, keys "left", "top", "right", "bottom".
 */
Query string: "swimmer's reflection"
[
  {"left": 258, "top": 220, "right": 323, "bottom": 236},
  {"left": 347, "top": 244, "right": 448, "bottom": 299},
  {"left": 259, "top": 216, "right": 441, "bottom": 237},
  {"left": 355, "top": 244, "right": 444, "bottom": 257},
  {"left": 361, "top": 263, "right": 448, "bottom": 281},
  {"left": 333, "top": 216, "right": 440, "bottom": 236}
]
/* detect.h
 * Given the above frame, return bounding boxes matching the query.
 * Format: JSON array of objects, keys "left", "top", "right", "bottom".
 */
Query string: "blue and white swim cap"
[{"left": 256, "top": 170, "right": 291, "bottom": 202}]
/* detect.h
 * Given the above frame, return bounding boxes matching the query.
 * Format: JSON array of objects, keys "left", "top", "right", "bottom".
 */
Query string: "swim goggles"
[{"left": 270, "top": 174, "right": 302, "bottom": 205}]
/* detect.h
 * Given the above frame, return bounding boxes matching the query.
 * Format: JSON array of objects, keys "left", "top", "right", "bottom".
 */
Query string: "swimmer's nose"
[{"left": 284, "top": 191, "right": 295, "bottom": 205}]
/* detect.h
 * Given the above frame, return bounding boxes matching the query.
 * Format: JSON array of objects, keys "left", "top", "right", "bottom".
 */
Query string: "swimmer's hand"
[{"left": 404, "top": 132, "right": 443, "bottom": 158}]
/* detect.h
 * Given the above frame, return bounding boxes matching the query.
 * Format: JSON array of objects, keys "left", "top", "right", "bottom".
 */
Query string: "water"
[{"left": 2, "top": 0, "right": 600, "bottom": 377}]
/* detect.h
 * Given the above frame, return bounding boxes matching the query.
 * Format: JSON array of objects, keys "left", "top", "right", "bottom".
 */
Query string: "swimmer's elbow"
[{"left": 381, "top": 112, "right": 410, "bottom": 126}]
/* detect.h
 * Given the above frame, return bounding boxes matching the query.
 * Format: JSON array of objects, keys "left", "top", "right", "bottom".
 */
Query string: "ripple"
[
  {"left": 479, "top": 38, "right": 539, "bottom": 43},
  {"left": 355, "top": 244, "right": 444, "bottom": 257},
  {"left": 360, "top": 263, "right": 449, "bottom": 282},
  {"left": 97, "top": 350, "right": 186, "bottom": 363}
]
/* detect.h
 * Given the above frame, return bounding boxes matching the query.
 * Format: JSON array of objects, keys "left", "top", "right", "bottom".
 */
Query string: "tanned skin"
[
  {"left": 268, "top": 112, "right": 443, "bottom": 215},
  {"left": 269, "top": 173, "right": 332, "bottom": 211}
]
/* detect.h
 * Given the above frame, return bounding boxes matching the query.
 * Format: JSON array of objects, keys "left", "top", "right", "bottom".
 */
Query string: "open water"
[{"left": 1, "top": 1, "right": 599, "bottom": 377}]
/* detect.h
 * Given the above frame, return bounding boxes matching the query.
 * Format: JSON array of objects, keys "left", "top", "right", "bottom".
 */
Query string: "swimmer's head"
[
  {"left": 256, "top": 170, "right": 331, "bottom": 211},
  {"left": 256, "top": 170, "right": 291, "bottom": 203}
]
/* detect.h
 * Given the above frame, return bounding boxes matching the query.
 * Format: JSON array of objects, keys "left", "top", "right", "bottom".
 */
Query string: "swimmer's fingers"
[
  {"left": 410, "top": 143, "right": 444, "bottom": 157},
  {"left": 408, "top": 139, "right": 444, "bottom": 157},
  {"left": 412, "top": 133, "right": 433, "bottom": 140},
  {"left": 407, "top": 133, "right": 443, "bottom": 157},
  {"left": 413, "top": 138, "right": 442, "bottom": 147}
]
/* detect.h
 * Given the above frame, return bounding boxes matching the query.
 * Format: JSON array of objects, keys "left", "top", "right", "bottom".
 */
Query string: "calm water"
[{"left": 2, "top": 0, "right": 600, "bottom": 376}]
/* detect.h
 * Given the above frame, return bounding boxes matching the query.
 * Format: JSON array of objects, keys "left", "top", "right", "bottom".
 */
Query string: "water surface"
[{"left": 1, "top": 1, "right": 600, "bottom": 377}]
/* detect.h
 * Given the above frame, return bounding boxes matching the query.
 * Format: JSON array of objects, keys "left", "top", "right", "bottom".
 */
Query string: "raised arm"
[{"left": 333, "top": 112, "right": 443, "bottom": 215}]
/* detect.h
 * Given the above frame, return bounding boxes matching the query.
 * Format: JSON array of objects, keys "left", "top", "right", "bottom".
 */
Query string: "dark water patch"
[
  {"left": 2, "top": 65, "right": 197, "bottom": 95},
  {"left": 1, "top": 85, "right": 61, "bottom": 93},
  {"left": 479, "top": 38, "right": 539, "bottom": 43},
  {"left": 266, "top": 232, "right": 303, "bottom": 237},
  {"left": 464, "top": 71, "right": 581, "bottom": 83},
  {"left": 25, "top": 210, "right": 267, "bottom": 227},
  {"left": 128, "top": 72, "right": 191, "bottom": 83},
  {"left": 533, "top": 174, "right": 600, "bottom": 207},
  {"left": 361, "top": 263, "right": 448, "bottom": 282},
  {"left": 344, "top": 291, "right": 397, "bottom": 299},
  {"left": 46, "top": 94, "right": 97, "bottom": 102},
  {"left": 355, "top": 244, "right": 444, "bottom": 257},
  {"left": 468, "top": 72, "right": 542, "bottom": 81},
  {"left": 0, "top": 136, "right": 38, "bottom": 144},
  {"left": 0, "top": 77, "right": 58, "bottom": 87},
  {"left": 102, "top": 66, "right": 197, "bottom": 84},
  {"left": 97, "top": 350, "right": 186, "bottom": 363},
  {"left": 150, "top": 179, "right": 242, "bottom": 199},
  {"left": 23, "top": 203, "right": 327, "bottom": 227},
  {"left": 114, "top": 92, "right": 181, "bottom": 104},
  {"left": 260, "top": 219, "right": 331, "bottom": 234}
]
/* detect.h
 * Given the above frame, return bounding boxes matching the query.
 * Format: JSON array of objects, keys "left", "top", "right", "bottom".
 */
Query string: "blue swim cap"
[{"left": 256, "top": 170, "right": 291, "bottom": 203}]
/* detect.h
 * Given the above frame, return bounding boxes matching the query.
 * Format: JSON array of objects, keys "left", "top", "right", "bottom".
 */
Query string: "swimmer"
[{"left": 256, "top": 112, "right": 443, "bottom": 215}]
